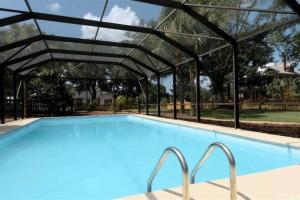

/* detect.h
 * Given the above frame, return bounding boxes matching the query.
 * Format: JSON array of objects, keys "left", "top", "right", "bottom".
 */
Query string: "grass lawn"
[
  {"left": 122, "top": 107, "right": 300, "bottom": 123},
  {"left": 202, "top": 109, "right": 300, "bottom": 123}
]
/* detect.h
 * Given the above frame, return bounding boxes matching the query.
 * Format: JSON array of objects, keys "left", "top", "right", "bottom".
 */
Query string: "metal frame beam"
[
  {"left": 195, "top": 60, "right": 201, "bottom": 123},
  {"left": 174, "top": 17, "right": 300, "bottom": 68},
  {"left": 159, "top": 31, "right": 224, "bottom": 40},
  {"left": 172, "top": 68, "right": 177, "bottom": 119},
  {"left": 145, "top": 78, "right": 149, "bottom": 115},
  {"left": 6, "top": 49, "right": 158, "bottom": 74},
  {"left": 185, "top": 3, "right": 296, "bottom": 15},
  {"left": 0, "top": 13, "right": 31, "bottom": 27},
  {"left": 155, "top": 32, "right": 199, "bottom": 58},
  {"left": 0, "top": 35, "right": 174, "bottom": 70},
  {"left": 157, "top": 73, "right": 160, "bottom": 117},
  {"left": 285, "top": 0, "right": 300, "bottom": 16},
  {"left": 232, "top": 44, "right": 240, "bottom": 128},
  {"left": 133, "top": 0, "right": 236, "bottom": 44},
  {"left": 16, "top": 58, "right": 146, "bottom": 78},
  {"left": 27, "top": 75, "right": 140, "bottom": 81},
  {"left": 88, "top": 0, "right": 109, "bottom": 61},
  {"left": 0, "top": 11, "right": 196, "bottom": 67},
  {"left": 0, "top": 11, "right": 154, "bottom": 33},
  {"left": 16, "top": 59, "right": 50, "bottom": 73},
  {"left": 23, "top": 0, "right": 54, "bottom": 65},
  {"left": 2, "top": 43, "right": 31, "bottom": 63},
  {"left": 0, "top": 35, "right": 42, "bottom": 52},
  {"left": 0, "top": 65, "right": 5, "bottom": 124},
  {"left": 13, "top": 72, "right": 18, "bottom": 120}
]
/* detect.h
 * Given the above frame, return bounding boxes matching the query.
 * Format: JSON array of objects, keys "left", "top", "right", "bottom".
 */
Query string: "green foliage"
[
  {"left": 87, "top": 103, "right": 97, "bottom": 111},
  {"left": 266, "top": 77, "right": 300, "bottom": 101},
  {"left": 115, "top": 95, "right": 136, "bottom": 111},
  {"left": 29, "top": 69, "right": 73, "bottom": 115}
]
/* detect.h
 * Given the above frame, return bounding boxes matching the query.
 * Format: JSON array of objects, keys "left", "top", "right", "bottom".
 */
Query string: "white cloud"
[
  {"left": 48, "top": 2, "right": 60, "bottom": 12},
  {"left": 81, "top": 5, "right": 140, "bottom": 42}
]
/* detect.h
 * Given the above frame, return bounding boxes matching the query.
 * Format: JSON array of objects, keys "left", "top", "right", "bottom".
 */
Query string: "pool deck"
[
  {"left": 0, "top": 118, "right": 39, "bottom": 135},
  {"left": 135, "top": 114, "right": 300, "bottom": 149},
  {"left": 121, "top": 165, "right": 300, "bottom": 200},
  {"left": 1, "top": 115, "right": 300, "bottom": 199}
]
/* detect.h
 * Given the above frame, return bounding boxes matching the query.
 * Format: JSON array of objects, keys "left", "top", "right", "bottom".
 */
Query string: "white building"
[
  {"left": 73, "top": 88, "right": 113, "bottom": 105},
  {"left": 258, "top": 61, "right": 300, "bottom": 76}
]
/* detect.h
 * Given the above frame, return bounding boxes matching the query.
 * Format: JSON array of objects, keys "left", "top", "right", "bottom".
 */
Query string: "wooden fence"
[{"left": 165, "top": 102, "right": 300, "bottom": 111}]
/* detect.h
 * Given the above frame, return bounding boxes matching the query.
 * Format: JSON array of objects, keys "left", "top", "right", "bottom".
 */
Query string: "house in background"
[
  {"left": 73, "top": 88, "right": 113, "bottom": 106},
  {"left": 263, "top": 60, "right": 300, "bottom": 78},
  {"left": 240, "top": 60, "right": 300, "bottom": 101}
]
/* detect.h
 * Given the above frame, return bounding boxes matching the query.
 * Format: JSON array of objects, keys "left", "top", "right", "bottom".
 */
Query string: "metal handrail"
[
  {"left": 147, "top": 147, "right": 190, "bottom": 200},
  {"left": 191, "top": 142, "right": 237, "bottom": 200}
]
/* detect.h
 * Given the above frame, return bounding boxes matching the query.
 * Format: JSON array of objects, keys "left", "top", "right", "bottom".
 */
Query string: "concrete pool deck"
[
  {"left": 135, "top": 114, "right": 300, "bottom": 149},
  {"left": 1, "top": 115, "right": 300, "bottom": 199},
  {"left": 121, "top": 165, "right": 300, "bottom": 200},
  {"left": 0, "top": 118, "right": 39, "bottom": 135}
]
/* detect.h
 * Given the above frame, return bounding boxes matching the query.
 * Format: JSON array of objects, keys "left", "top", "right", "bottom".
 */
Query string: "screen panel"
[{"left": 0, "top": 20, "right": 39, "bottom": 46}]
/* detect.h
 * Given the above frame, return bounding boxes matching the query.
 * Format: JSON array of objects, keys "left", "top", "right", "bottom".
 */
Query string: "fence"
[
  {"left": 165, "top": 102, "right": 300, "bottom": 111},
  {"left": 4, "top": 100, "right": 23, "bottom": 121},
  {"left": 4, "top": 101, "right": 300, "bottom": 122}
]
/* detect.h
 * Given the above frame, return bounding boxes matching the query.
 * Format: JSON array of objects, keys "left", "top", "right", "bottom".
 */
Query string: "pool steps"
[{"left": 147, "top": 142, "right": 237, "bottom": 200}]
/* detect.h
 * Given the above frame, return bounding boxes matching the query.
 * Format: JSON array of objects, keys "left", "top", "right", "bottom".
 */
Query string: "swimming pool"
[{"left": 0, "top": 115, "right": 300, "bottom": 199}]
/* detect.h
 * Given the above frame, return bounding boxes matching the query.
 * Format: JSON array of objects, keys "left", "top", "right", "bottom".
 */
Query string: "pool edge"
[{"left": 134, "top": 114, "right": 300, "bottom": 150}]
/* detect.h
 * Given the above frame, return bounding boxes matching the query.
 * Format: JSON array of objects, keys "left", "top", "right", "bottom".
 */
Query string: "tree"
[
  {"left": 143, "top": 0, "right": 275, "bottom": 108},
  {"left": 29, "top": 65, "right": 74, "bottom": 115},
  {"left": 266, "top": 77, "right": 300, "bottom": 101}
]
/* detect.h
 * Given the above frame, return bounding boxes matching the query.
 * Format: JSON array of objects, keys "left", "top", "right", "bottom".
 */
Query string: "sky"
[{"left": 0, "top": 0, "right": 162, "bottom": 41}]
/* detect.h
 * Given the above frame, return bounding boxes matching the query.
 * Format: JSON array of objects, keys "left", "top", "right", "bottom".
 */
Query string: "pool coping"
[
  {"left": 0, "top": 118, "right": 40, "bottom": 135},
  {"left": 134, "top": 114, "right": 300, "bottom": 149},
  {"left": 120, "top": 164, "right": 300, "bottom": 200}
]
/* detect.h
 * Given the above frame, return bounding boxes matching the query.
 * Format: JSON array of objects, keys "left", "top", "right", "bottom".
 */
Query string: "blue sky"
[{"left": 0, "top": 0, "right": 162, "bottom": 39}]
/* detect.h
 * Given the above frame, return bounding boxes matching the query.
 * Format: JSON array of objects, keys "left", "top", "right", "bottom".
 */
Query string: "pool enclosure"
[{"left": 1, "top": 0, "right": 300, "bottom": 127}]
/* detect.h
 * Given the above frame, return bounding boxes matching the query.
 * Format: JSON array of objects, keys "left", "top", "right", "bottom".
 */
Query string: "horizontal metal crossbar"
[
  {"left": 0, "top": 35, "right": 174, "bottom": 69},
  {"left": 6, "top": 49, "right": 158, "bottom": 74},
  {"left": 15, "top": 57, "right": 146, "bottom": 78}
]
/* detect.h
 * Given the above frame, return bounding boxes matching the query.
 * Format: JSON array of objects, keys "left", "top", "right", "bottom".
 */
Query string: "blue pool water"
[{"left": 0, "top": 115, "right": 300, "bottom": 199}]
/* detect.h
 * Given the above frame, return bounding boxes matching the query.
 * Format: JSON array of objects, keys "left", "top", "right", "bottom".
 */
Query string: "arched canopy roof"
[{"left": 0, "top": 0, "right": 299, "bottom": 79}]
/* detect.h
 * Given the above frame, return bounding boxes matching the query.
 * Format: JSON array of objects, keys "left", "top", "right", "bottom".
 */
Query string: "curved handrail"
[
  {"left": 191, "top": 142, "right": 237, "bottom": 200},
  {"left": 147, "top": 147, "right": 190, "bottom": 200}
]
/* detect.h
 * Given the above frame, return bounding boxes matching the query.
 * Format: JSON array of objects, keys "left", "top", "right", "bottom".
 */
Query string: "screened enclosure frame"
[{"left": 1, "top": 0, "right": 300, "bottom": 126}]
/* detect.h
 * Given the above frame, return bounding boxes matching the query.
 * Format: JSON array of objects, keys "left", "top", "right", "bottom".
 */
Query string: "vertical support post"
[
  {"left": 0, "top": 66, "right": 5, "bottom": 124},
  {"left": 21, "top": 77, "right": 25, "bottom": 119},
  {"left": 113, "top": 82, "right": 116, "bottom": 114},
  {"left": 13, "top": 72, "right": 18, "bottom": 120},
  {"left": 24, "top": 77, "right": 28, "bottom": 118},
  {"left": 157, "top": 73, "right": 161, "bottom": 117},
  {"left": 232, "top": 44, "right": 240, "bottom": 128},
  {"left": 172, "top": 68, "right": 177, "bottom": 119},
  {"left": 195, "top": 59, "right": 201, "bottom": 123},
  {"left": 145, "top": 78, "right": 149, "bottom": 115}
]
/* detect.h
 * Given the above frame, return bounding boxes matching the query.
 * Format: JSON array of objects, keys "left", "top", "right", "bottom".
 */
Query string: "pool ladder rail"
[
  {"left": 147, "top": 147, "right": 190, "bottom": 200},
  {"left": 147, "top": 142, "right": 237, "bottom": 200}
]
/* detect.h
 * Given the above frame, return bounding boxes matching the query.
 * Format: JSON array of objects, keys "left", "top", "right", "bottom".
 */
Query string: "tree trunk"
[{"left": 89, "top": 80, "right": 97, "bottom": 103}]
